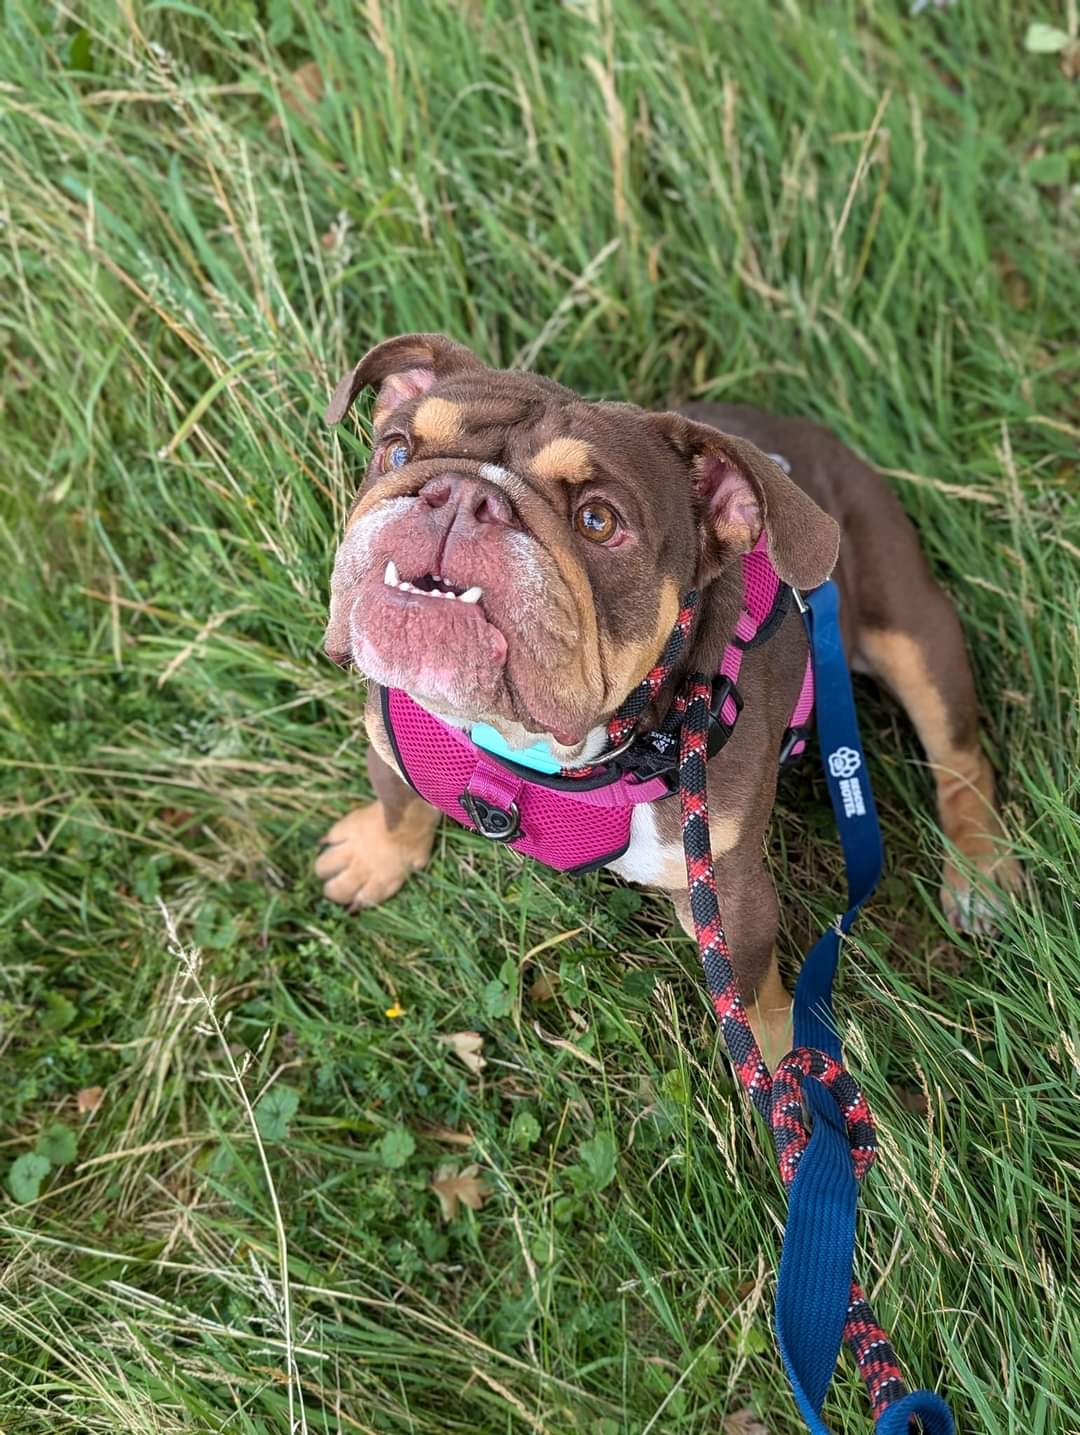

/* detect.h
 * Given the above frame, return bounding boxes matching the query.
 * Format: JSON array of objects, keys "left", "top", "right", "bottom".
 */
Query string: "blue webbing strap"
[{"left": 774, "top": 580, "right": 954, "bottom": 1434}]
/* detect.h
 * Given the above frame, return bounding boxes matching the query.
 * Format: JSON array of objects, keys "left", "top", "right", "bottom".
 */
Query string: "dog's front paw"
[
  {"left": 941, "top": 851, "right": 1022, "bottom": 935},
  {"left": 316, "top": 802, "right": 436, "bottom": 909}
]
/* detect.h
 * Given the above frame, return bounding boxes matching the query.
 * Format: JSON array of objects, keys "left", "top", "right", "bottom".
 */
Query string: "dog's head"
[{"left": 323, "top": 334, "right": 838, "bottom": 755}]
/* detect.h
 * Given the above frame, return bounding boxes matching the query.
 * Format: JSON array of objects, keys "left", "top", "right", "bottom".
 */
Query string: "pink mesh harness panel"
[{"left": 381, "top": 540, "right": 814, "bottom": 873}]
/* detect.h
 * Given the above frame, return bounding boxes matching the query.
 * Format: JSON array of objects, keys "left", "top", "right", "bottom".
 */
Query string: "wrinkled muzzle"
[{"left": 325, "top": 464, "right": 604, "bottom": 742}]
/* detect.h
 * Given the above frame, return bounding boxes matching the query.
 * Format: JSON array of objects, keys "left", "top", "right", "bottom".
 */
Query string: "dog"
[{"left": 317, "top": 332, "right": 1019, "bottom": 1062}]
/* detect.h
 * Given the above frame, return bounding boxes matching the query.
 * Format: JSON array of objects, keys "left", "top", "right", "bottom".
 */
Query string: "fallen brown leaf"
[
  {"left": 77, "top": 1086, "right": 104, "bottom": 1114},
  {"left": 527, "top": 970, "right": 557, "bottom": 1003},
  {"left": 438, "top": 1031, "right": 486, "bottom": 1075},
  {"left": 431, "top": 1163, "right": 489, "bottom": 1221},
  {"left": 158, "top": 807, "right": 195, "bottom": 829},
  {"left": 532, "top": 1021, "right": 603, "bottom": 1070},
  {"left": 724, "top": 1408, "right": 769, "bottom": 1435},
  {"left": 418, "top": 1123, "right": 475, "bottom": 1146},
  {"left": 269, "top": 60, "right": 325, "bottom": 132}
]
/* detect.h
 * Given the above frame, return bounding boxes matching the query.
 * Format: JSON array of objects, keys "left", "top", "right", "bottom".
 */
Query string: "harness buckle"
[
  {"left": 609, "top": 675, "right": 743, "bottom": 791},
  {"left": 778, "top": 724, "right": 812, "bottom": 769},
  {"left": 706, "top": 676, "right": 743, "bottom": 758},
  {"left": 615, "top": 741, "right": 679, "bottom": 786},
  {"left": 460, "top": 793, "right": 521, "bottom": 842}
]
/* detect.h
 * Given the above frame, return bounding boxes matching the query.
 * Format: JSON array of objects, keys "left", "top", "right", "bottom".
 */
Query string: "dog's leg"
[
  {"left": 316, "top": 749, "right": 440, "bottom": 908},
  {"left": 858, "top": 594, "right": 1020, "bottom": 932},
  {"left": 670, "top": 848, "right": 792, "bottom": 1071}
]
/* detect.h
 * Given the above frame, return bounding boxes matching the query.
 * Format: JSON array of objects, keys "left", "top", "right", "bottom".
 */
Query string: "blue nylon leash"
[{"left": 775, "top": 579, "right": 954, "bottom": 1434}]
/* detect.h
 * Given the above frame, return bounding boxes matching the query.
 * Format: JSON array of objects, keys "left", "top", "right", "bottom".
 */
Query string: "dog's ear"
[
  {"left": 324, "top": 333, "right": 485, "bottom": 427},
  {"left": 648, "top": 412, "right": 840, "bottom": 590}
]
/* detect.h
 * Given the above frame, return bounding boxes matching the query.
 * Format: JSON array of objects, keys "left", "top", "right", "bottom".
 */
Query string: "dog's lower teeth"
[{"left": 383, "top": 567, "right": 480, "bottom": 604}]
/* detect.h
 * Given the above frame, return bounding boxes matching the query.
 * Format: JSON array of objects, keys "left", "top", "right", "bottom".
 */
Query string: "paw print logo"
[{"left": 827, "top": 746, "right": 862, "bottom": 779}]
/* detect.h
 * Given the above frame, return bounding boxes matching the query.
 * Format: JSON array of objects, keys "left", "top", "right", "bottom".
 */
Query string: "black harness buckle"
[
  {"left": 778, "top": 724, "right": 812, "bottom": 769},
  {"left": 614, "top": 742, "right": 679, "bottom": 785},
  {"left": 611, "top": 675, "right": 745, "bottom": 793},
  {"left": 706, "top": 676, "right": 743, "bottom": 758}
]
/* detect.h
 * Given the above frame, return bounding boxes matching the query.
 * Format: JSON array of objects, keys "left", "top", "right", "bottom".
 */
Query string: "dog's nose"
[{"left": 419, "top": 473, "right": 515, "bottom": 528}]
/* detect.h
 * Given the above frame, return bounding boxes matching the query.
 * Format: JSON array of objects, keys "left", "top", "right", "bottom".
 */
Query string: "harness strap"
[
  {"left": 714, "top": 534, "right": 785, "bottom": 725},
  {"left": 784, "top": 648, "right": 815, "bottom": 762}
]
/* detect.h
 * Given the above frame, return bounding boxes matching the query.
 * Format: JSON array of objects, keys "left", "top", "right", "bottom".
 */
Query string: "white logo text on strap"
[
  {"left": 827, "top": 746, "right": 862, "bottom": 779},
  {"left": 828, "top": 747, "right": 866, "bottom": 819}
]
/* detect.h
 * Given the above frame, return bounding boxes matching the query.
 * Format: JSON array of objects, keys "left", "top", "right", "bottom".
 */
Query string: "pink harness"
[{"left": 381, "top": 539, "right": 815, "bottom": 874}]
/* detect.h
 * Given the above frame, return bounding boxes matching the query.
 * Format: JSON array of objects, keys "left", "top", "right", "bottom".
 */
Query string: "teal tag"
[{"left": 471, "top": 722, "right": 562, "bottom": 774}]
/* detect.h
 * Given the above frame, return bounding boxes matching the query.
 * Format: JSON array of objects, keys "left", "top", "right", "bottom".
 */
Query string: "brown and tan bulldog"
[{"left": 317, "top": 332, "right": 1019, "bottom": 1062}]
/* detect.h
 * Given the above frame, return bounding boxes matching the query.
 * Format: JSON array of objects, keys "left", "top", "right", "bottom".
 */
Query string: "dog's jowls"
[{"left": 317, "top": 332, "right": 1020, "bottom": 1063}]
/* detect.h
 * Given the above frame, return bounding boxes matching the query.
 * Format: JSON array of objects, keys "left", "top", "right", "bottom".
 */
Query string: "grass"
[{"left": 1, "top": 0, "right": 1078, "bottom": 1430}]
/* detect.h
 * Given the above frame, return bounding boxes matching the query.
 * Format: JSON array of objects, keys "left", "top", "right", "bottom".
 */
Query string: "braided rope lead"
[
  {"left": 678, "top": 674, "right": 907, "bottom": 1420},
  {"left": 606, "top": 593, "right": 699, "bottom": 748},
  {"left": 566, "top": 594, "right": 911, "bottom": 1422}
]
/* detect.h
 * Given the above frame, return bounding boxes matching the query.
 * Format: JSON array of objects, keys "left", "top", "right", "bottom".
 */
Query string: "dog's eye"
[
  {"left": 574, "top": 501, "right": 619, "bottom": 544},
  {"left": 379, "top": 439, "right": 411, "bottom": 472}
]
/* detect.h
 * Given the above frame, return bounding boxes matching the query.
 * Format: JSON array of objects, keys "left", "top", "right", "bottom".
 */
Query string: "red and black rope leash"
[{"left": 566, "top": 589, "right": 907, "bottom": 1420}]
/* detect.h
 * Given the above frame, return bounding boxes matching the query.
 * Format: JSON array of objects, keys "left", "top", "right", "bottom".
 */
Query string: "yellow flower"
[{"left": 384, "top": 1002, "right": 405, "bottom": 1019}]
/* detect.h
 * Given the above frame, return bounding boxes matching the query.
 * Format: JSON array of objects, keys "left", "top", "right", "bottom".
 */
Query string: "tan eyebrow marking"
[
  {"left": 530, "top": 436, "right": 592, "bottom": 483},
  {"left": 412, "top": 397, "right": 464, "bottom": 446}
]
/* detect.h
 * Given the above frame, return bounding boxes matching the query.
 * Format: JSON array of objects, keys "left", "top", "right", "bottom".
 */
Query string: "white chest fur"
[
  {"left": 607, "top": 802, "right": 682, "bottom": 887},
  {"left": 606, "top": 797, "right": 743, "bottom": 891}
]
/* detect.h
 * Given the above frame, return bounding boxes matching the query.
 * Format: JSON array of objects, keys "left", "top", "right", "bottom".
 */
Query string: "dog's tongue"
[{"left": 547, "top": 725, "right": 584, "bottom": 748}]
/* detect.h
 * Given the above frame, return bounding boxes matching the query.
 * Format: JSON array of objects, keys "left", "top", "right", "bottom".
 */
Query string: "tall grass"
[{"left": 1, "top": 2, "right": 1077, "bottom": 1431}]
